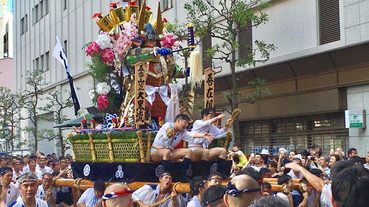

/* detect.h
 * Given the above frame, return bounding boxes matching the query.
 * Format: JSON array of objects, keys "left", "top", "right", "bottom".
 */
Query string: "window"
[
  {"left": 35, "top": 4, "right": 39, "bottom": 22},
  {"left": 39, "top": 1, "right": 44, "bottom": 19},
  {"left": 63, "top": 0, "right": 67, "bottom": 10},
  {"left": 44, "top": 0, "right": 49, "bottom": 15},
  {"left": 63, "top": 40, "right": 68, "bottom": 57},
  {"left": 20, "top": 15, "right": 28, "bottom": 35},
  {"left": 319, "top": 0, "right": 340, "bottom": 45},
  {"left": 3, "top": 23, "right": 9, "bottom": 56},
  {"left": 35, "top": 57, "right": 39, "bottom": 70},
  {"left": 40, "top": 55, "right": 44, "bottom": 71},
  {"left": 32, "top": 7, "right": 35, "bottom": 24},
  {"left": 45, "top": 51, "right": 50, "bottom": 71},
  {"left": 160, "top": 0, "right": 173, "bottom": 12}
]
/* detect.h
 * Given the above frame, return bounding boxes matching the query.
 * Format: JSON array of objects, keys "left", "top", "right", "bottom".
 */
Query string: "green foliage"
[
  {"left": 88, "top": 55, "right": 108, "bottom": 83},
  {"left": 246, "top": 77, "right": 271, "bottom": 103}
]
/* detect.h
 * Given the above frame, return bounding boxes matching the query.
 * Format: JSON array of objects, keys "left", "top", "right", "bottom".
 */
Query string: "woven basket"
[{"left": 69, "top": 131, "right": 155, "bottom": 163}]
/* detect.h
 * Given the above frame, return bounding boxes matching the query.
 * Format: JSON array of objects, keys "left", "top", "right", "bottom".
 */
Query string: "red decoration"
[
  {"left": 97, "top": 95, "right": 109, "bottom": 110},
  {"left": 129, "top": 1, "right": 136, "bottom": 6},
  {"left": 92, "top": 13, "right": 102, "bottom": 19},
  {"left": 110, "top": 2, "right": 118, "bottom": 9},
  {"left": 85, "top": 42, "right": 100, "bottom": 56},
  {"left": 101, "top": 48, "right": 115, "bottom": 64}
]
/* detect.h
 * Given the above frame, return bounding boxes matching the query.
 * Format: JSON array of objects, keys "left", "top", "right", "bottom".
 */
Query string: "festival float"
[{"left": 67, "top": 1, "right": 233, "bottom": 183}]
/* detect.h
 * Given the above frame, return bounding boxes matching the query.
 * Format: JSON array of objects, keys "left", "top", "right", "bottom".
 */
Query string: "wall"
[
  {"left": 343, "top": 0, "right": 369, "bottom": 44},
  {"left": 347, "top": 85, "right": 369, "bottom": 156}
]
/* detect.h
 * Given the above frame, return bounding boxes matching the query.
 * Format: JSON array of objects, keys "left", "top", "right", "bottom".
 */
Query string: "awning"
[{"left": 53, "top": 114, "right": 95, "bottom": 128}]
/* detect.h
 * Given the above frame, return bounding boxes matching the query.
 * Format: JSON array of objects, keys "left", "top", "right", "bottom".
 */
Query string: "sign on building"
[{"left": 345, "top": 110, "right": 366, "bottom": 128}]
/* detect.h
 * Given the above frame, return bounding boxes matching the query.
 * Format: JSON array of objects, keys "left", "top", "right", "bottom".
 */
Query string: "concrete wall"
[
  {"left": 343, "top": 0, "right": 369, "bottom": 44},
  {"left": 347, "top": 85, "right": 369, "bottom": 156}
]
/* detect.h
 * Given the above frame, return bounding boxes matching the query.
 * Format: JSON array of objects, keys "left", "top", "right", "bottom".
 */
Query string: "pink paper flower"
[
  {"left": 97, "top": 95, "right": 109, "bottom": 110},
  {"left": 85, "top": 42, "right": 100, "bottom": 56},
  {"left": 160, "top": 33, "right": 175, "bottom": 49},
  {"left": 101, "top": 48, "right": 115, "bottom": 64}
]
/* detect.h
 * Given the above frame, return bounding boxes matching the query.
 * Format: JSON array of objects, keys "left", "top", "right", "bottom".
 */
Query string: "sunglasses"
[{"left": 225, "top": 182, "right": 260, "bottom": 197}]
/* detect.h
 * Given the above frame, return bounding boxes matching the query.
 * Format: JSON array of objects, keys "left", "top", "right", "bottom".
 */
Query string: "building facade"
[
  {"left": 13, "top": 0, "right": 369, "bottom": 156},
  {"left": 0, "top": 0, "right": 14, "bottom": 90}
]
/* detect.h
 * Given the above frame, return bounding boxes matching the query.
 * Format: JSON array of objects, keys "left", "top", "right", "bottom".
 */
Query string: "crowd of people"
[{"left": 0, "top": 107, "right": 369, "bottom": 206}]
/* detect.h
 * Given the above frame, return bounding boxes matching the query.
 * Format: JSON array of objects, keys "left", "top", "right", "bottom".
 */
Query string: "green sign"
[{"left": 345, "top": 110, "right": 366, "bottom": 129}]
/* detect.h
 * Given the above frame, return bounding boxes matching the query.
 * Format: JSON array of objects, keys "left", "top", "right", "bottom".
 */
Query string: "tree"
[
  {"left": 40, "top": 90, "right": 73, "bottom": 156},
  {"left": 0, "top": 87, "right": 24, "bottom": 152},
  {"left": 184, "top": 0, "right": 275, "bottom": 143},
  {"left": 22, "top": 70, "right": 52, "bottom": 152}
]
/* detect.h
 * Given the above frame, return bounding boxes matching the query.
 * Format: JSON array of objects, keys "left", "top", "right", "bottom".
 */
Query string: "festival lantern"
[
  {"left": 125, "top": 1, "right": 139, "bottom": 24},
  {"left": 92, "top": 12, "right": 115, "bottom": 33},
  {"left": 109, "top": 2, "right": 127, "bottom": 26}
]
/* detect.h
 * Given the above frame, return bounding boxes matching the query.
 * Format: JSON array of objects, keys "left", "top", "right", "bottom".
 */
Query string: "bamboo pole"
[
  {"left": 146, "top": 132, "right": 152, "bottom": 162},
  {"left": 137, "top": 130, "right": 145, "bottom": 163},
  {"left": 52, "top": 178, "right": 302, "bottom": 193},
  {"left": 88, "top": 133, "right": 96, "bottom": 162},
  {"left": 106, "top": 132, "right": 115, "bottom": 162}
]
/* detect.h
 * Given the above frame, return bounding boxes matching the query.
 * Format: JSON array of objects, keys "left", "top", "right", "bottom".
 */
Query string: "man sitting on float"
[
  {"left": 151, "top": 114, "right": 214, "bottom": 174},
  {"left": 189, "top": 108, "right": 233, "bottom": 161}
]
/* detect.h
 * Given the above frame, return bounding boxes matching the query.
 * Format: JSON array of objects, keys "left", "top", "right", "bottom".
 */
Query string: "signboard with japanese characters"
[
  {"left": 204, "top": 68, "right": 215, "bottom": 108},
  {"left": 135, "top": 63, "right": 148, "bottom": 126}
]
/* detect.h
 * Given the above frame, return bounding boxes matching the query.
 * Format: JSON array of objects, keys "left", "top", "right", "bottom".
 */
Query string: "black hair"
[
  {"left": 350, "top": 156, "right": 362, "bottom": 164},
  {"left": 201, "top": 185, "right": 226, "bottom": 207},
  {"left": 309, "top": 168, "right": 323, "bottom": 177},
  {"left": 190, "top": 176, "right": 205, "bottom": 196},
  {"left": 332, "top": 165, "right": 369, "bottom": 207},
  {"left": 0, "top": 166, "right": 13, "bottom": 175},
  {"left": 261, "top": 182, "right": 272, "bottom": 190},
  {"left": 29, "top": 155, "right": 37, "bottom": 161},
  {"left": 207, "top": 172, "right": 222, "bottom": 180},
  {"left": 268, "top": 161, "right": 277, "bottom": 168},
  {"left": 277, "top": 174, "right": 292, "bottom": 185},
  {"left": 201, "top": 108, "right": 215, "bottom": 118},
  {"left": 93, "top": 180, "right": 106, "bottom": 192},
  {"left": 249, "top": 196, "right": 290, "bottom": 207},
  {"left": 330, "top": 160, "right": 354, "bottom": 180},
  {"left": 239, "top": 167, "right": 262, "bottom": 182},
  {"left": 174, "top": 114, "right": 190, "bottom": 122},
  {"left": 347, "top": 148, "right": 357, "bottom": 156}
]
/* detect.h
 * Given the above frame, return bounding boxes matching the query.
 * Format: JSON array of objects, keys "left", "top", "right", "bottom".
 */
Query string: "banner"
[
  {"left": 204, "top": 68, "right": 215, "bottom": 108},
  {"left": 135, "top": 63, "right": 148, "bottom": 126},
  {"left": 53, "top": 37, "right": 80, "bottom": 116}
]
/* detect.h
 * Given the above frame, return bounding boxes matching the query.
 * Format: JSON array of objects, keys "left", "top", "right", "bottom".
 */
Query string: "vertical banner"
[
  {"left": 135, "top": 63, "right": 148, "bottom": 127},
  {"left": 204, "top": 68, "right": 215, "bottom": 108}
]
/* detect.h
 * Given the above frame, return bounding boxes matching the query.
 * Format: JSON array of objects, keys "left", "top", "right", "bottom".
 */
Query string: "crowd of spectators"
[{"left": 0, "top": 146, "right": 368, "bottom": 207}]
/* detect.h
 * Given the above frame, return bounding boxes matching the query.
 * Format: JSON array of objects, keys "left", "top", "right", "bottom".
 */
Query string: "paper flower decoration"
[
  {"left": 97, "top": 95, "right": 109, "bottom": 110},
  {"left": 160, "top": 33, "right": 175, "bottom": 49},
  {"left": 96, "top": 32, "right": 112, "bottom": 49},
  {"left": 85, "top": 42, "right": 100, "bottom": 56},
  {"left": 101, "top": 48, "right": 115, "bottom": 64},
  {"left": 96, "top": 82, "right": 111, "bottom": 95}
]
